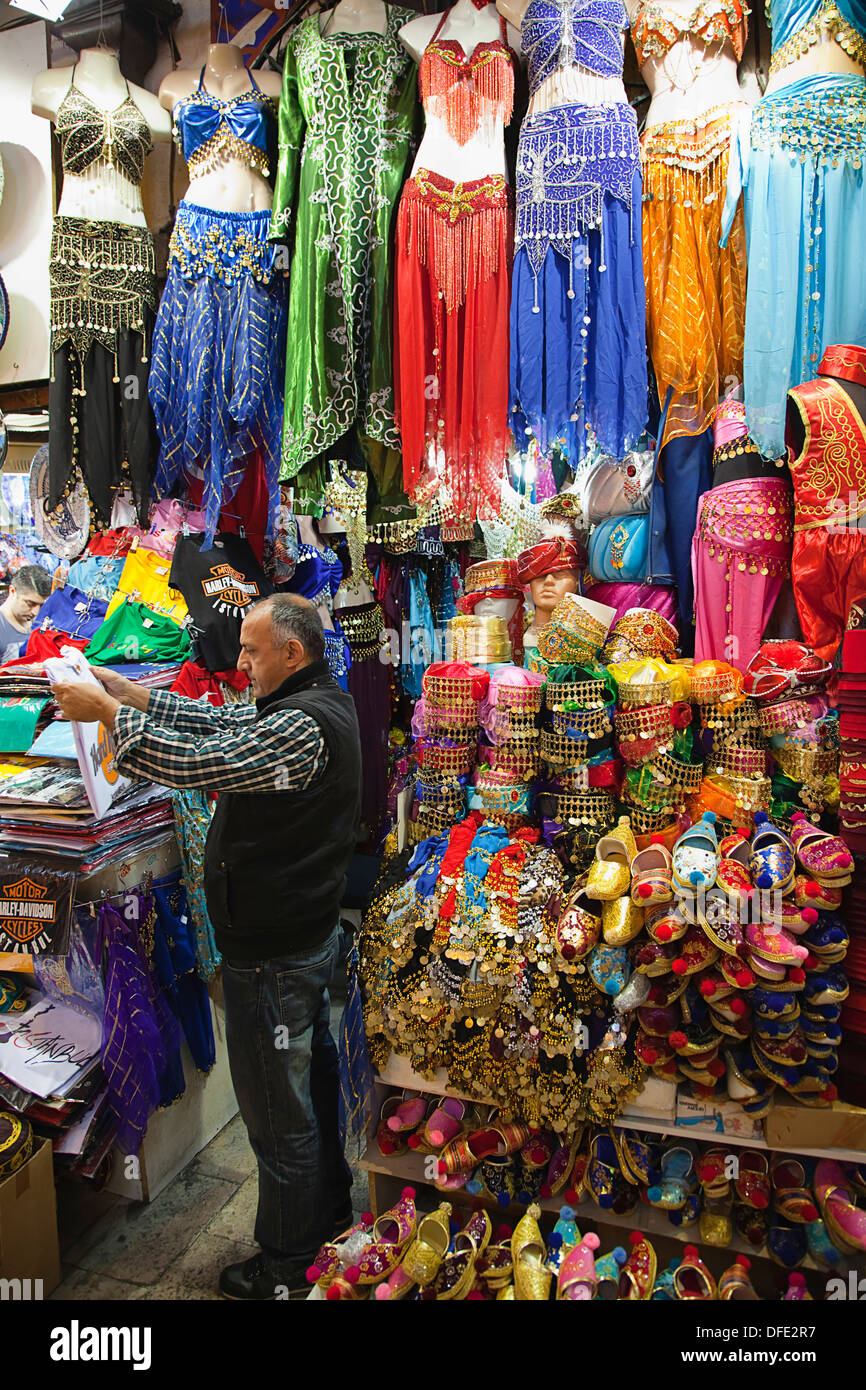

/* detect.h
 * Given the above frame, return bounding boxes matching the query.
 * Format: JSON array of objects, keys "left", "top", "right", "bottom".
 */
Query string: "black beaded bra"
[{"left": 54, "top": 69, "right": 153, "bottom": 186}]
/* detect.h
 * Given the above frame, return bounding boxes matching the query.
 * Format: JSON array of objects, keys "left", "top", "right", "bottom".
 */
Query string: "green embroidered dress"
[{"left": 270, "top": 8, "right": 417, "bottom": 501}]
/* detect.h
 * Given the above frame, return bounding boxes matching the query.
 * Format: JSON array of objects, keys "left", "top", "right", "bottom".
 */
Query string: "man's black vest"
[{"left": 203, "top": 660, "right": 362, "bottom": 961}]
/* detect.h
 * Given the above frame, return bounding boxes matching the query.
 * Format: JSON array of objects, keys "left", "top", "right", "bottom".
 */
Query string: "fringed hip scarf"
[
  {"left": 401, "top": 169, "right": 512, "bottom": 315},
  {"left": 691, "top": 476, "right": 794, "bottom": 670},
  {"left": 49, "top": 216, "right": 156, "bottom": 374},
  {"left": 395, "top": 169, "right": 513, "bottom": 522}
]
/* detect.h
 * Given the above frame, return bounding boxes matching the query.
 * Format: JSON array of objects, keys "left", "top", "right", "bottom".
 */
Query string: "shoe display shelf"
[{"left": 359, "top": 1056, "right": 866, "bottom": 1283}]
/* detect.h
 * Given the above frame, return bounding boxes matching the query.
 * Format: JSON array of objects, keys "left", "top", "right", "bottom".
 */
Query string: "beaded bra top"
[
  {"left": 419, "top": 8, "right": 515, "bottom": 144},
  {"left": 172, "top": 67, "right": 276, "bottom": 179},
  {"left": 55, "top": 72, "right": 153, "bottom": 185},
  {"left": 522, "top": 0, "right": 628, "bottom": 95},
  {"left": 632, "top": 0, "right": 749, "bottom": 64}
]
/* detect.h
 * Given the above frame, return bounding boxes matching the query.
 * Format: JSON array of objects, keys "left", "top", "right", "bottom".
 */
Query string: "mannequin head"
[
  {"left": 475, "top": 594, "right": 519, "bottom": 626},
  {"left": 529, "top": 567, "right": 580, "bottom": 626}
]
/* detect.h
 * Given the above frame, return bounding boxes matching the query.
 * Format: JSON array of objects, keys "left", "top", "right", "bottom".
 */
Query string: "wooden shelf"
[
  {"left": 376, "top": 1055, "right": 866, "bottom": 1164},
  {"left": 358, "top": 1141, "right": 858, "bottom": 1278}
]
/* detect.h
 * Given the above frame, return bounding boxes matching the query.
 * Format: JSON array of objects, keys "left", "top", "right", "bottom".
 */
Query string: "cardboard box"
[
  {"left": 0, "top": 1138, "right": 61, "bottom": 1297},
  {"left": 622, "top": 1076, "right": 677, "bottom": 1123},
  {"left": 765, "top": 1098, "right": 866, "bottom": 1155},
  {"left": 676, "top": 1093, "right": 764, "bottom": 1141}
]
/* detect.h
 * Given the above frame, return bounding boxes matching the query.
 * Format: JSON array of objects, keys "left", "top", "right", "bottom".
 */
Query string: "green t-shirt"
[{"left": 86, "top": 602, "right": 191, "bottom": 666}]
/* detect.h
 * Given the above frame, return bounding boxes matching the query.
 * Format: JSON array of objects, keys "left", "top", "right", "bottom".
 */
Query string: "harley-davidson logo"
[
  {"left": 0, "top": 878, "right": 57, "bottom": 943},
  {"left": 202, "top": 565, "right": 260, "bottom": 612}
]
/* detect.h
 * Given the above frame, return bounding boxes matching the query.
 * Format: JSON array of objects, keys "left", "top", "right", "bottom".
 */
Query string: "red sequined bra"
[{"left": 419, "top": 9, "right": 515, "bottom": 144}]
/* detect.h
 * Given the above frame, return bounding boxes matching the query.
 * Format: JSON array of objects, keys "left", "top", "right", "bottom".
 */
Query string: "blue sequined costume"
[
  {"left": 509, "top": 0, "right": 647, "bottom": 466},
  {"left": 721, "top": 0, "right": 866, "bottom": 456},
  {"left": 149, "top": 71, "right": 287, "bottom": 548}
]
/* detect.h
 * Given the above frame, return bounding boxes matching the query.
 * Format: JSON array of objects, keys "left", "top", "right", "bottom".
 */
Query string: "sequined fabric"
[
  {"left": 523, "top": 0, "right": 629, "bottom": 91},
  {"left": 396, "top": 172, "right": 513, "bottom": 521},
  {"left": 148, "top": 200, "right": 287, "bottom": 548},
  {"left": 632, "top": 0, "right": 748, "bottom": 63},
  {"left": 726, "top": 73, "right": 866, "bottom": 456},
  {"left": 269, "top": 8, "right": 416, "bottom": 481},
  {"left": 641, "top": 105, "right": 747, "bottom": 443},
  {"left": 172, "top": 69, "right": 275, "bottom": 179},
  {"left": 54, "top": 81, "right": 152, "bottom": 183}
]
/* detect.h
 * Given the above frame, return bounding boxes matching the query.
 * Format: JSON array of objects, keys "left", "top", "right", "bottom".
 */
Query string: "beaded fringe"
[
  {"left": 406, "top": 180, "right": 510, "bottom": 316},
  {"left": 641, "top": 121, "right": 731, "bottom": 203},
  {"left": 421, "top": 51, "right": 513, "bottom": 145}
]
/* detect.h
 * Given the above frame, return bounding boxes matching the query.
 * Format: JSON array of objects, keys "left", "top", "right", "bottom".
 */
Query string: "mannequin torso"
[
  {"left": 625, "top": 0, "right": 745, "bottom": 127},
  {"left": 160, "top": 44, "right": 281, "bottom": 214},
  {"left": 765, "top": 32, "right": 864, "bottom": 93},
  {"left": 401, "top": 0, "right": 520, "bottom": 180},
  {"left": 32, "top": 47, "right": 169, "bottom": 228},
  {"left": 320, "top": 0, "right": 389, "bottom": 35},
  {"left": 497, "top": 0, "right": 628, "bottom": 111}
]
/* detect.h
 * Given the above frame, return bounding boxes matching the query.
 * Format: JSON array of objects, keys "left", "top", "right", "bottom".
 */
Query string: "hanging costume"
[
  {"left": 269, "top": 8, "right": 416, "bottom": 509},
  {"left": 636, "top": 0, "right": 749, "bottom": 444},
  {"left": 149, "top": 69, "right": 287, "bottom": 548},
  {"left": 722, "top": 0, "right": 866, "bottom": 457},
  {"left": 692, "top": 399, "right": 794, "bottom": 668},
  {"left": 786, "top": 344, "right": 866, "bottom": 661},
  {"left": 48, "top": 71, "right": 157, "bottom": 525},
  {"left": 395, "top": 11, "right": 516, "bottom": 520},
  {"left": 509, "top": 0, "right": 647, "bottom": 467}
]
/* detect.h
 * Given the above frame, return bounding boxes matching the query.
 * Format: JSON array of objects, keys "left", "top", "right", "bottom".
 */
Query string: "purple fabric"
[
  {"left": 99, "top": 903, "right": 183, "bottom": 1155},
  {"left": 580, "top": 578, "right": 678, "bottom": 626},
  {"left": 346, "top": 650, "right": 392, "bottom": 845}
]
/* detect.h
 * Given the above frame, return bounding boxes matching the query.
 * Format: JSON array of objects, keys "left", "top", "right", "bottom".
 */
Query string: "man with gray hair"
[{"left": 50, "top": 593, "right": 363, "bottom": 1300}]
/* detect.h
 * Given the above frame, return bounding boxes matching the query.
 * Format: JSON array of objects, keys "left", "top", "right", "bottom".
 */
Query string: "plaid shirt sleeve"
[{"left": 113, "top": 694, "right": 328, "bottom": 795}]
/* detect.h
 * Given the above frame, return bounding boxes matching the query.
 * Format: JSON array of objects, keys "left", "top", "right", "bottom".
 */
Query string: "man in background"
[{"left": 0, "top": 564, "right": 52, "bottom": 658}]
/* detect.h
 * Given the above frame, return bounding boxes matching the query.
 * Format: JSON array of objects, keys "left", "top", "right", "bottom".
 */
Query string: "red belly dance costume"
[
  {"left": 394, "top": 11, "right": 515, "bottom": 522},
  {"left": 786, "top": 345, "right": 866, "bottom": 662}
]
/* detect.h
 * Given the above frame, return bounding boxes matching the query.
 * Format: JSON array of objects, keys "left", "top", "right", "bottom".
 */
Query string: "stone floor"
[{"left": 50, "top": 1000, "right": 369, "bottom": 1302}]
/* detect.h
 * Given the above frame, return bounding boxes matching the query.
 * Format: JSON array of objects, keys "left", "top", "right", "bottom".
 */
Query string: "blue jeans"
[{"left": 221, "top": 925, "right": 353, "bottom": 1276}]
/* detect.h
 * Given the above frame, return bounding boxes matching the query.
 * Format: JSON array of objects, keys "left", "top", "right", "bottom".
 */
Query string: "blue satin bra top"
[
  {"left": 172, "top": 67, "right": 275, "bottom": 179},
  {"left": 522, "top": 0, "right": 628, "bottom": 94}
]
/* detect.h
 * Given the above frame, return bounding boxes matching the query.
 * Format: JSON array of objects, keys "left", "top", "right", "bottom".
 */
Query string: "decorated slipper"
[
  {"left": 587, "top": 942, "right": 631, "bottom": 996},
  {"left": 385, "top": 1092, "right": 427, "bottom": 1135},
  {"left": 557, "top": 1232, "right": 601, "bottom": 1300},
  {"left": 355, "top": 1187, "right": 418, "bottom": 1285},
  {"left": 719, "top": 829, "right": 751, "bottom": 867},
  {"left": 745, "top": 922, "right": 810, "bottom": 967},
  {"left": 718, "top": 1255, "right": 760, "bottom": 1300},
  {"left": 715, "top": 856, "right": 755, "bottom": 909},
  {"left": 595, "top": 1245, "right": 627, "bottom": 1299},
  {"left": 767, "top": 1214, "right": 808, "bottom": 1269},
  {"left": 397, "top": 1202, "right": 453, "bottom": 1289},
  {"left": 602, "top": 896, "right": 645, "bottom": 946},
  {"left": 409, "top": 1098, "right": 467, "bottom": 1153},
  {"left": 789, "top": 813, "right": 854, "bottom": 883},
  {"left": 815, "top": 1160, "right": 866, "bottom": 1253},
  {"left": 770, "top": 1155, "right": 818, "bottom": 1224},
  {"left": 782, "top": 1272, "right": 812, "bottom": 1300},
  {"left": 618, "top": 1231, "right": 657, "bottom": 1300},
  {"left": 673, "top": 1244, "right": 717, "bottom": 1299},
  {"left": 555, "top": 879, "right": 602, "bottom": 965},
  {"left": 376, "top": 1095, "right": 408, "bottom": 1157},
  {"left": 630, "top": 839, "right": 674, "bottom": 905},
  {"left": 698, "top": 887, "right": 746, "bottom": 956},
  {"left": 672, "top": 812, "right": 720, "bottom": 892},
  {"left": 512, "top": 1204, "right": 551, "bottom": 1301},
  {"left": 645, "top": 900, "right": 689, "bottom": 944},
  {"left": 794, "top": 876, "right": 843, "bottom": 912},
  {"left": 586, "top": 815, "right": 637, "bottom": 901},
  {"left": 749, "top": 812, "right": 795, "bottom": 892},
  {"left": 734, "top": 1152, "right": 771, "bottom": 1210}
]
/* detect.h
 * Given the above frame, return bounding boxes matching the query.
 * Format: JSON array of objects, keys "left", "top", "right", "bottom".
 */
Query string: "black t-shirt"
[{"left": 169, "top": 533, "right": 273, "bottom": 672}]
